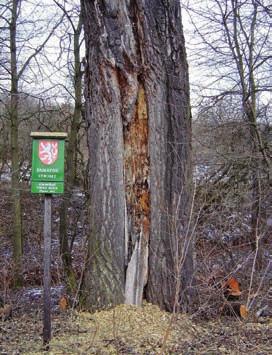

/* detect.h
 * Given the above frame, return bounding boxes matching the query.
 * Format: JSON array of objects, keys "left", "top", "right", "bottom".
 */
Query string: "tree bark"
[{"left": 81, "top": 0, "right": 193, "bottom": 312}]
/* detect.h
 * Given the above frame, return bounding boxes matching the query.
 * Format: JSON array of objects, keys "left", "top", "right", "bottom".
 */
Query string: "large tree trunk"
[{"left": 81, "top": 0, "right": 193, "bottom": 312}]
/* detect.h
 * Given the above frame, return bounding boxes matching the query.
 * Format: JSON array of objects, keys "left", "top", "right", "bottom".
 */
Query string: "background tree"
[
  {"left": 0, "top": 0, "right": 63, "bottom": 285},
  {"left": 80, "top": 0, "right": 194, "bottom": 312},
  {"left": 184, "top": 0, "right": 272, "bottom": 262}
]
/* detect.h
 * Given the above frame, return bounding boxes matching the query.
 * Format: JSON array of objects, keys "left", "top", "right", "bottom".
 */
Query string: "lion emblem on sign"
[{"left": 39, "top": 140, "right": 58, "bottom": 165}]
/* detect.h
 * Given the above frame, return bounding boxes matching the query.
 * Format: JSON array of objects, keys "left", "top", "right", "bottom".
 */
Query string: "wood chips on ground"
[{"left": 0, "top": 303, "right": 271, "bottom": 354}]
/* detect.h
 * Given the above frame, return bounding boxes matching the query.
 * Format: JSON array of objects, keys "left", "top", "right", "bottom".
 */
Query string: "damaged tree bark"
[
  {"left": 124, "top": 84, "right": 150, "bottom": 305},
  {"left": 81, "top": 0, "right": 193, "bottom": 312}
]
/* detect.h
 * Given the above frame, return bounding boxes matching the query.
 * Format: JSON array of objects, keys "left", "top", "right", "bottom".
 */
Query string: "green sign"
[
  {"left": 31, "top": 181, "right": 64, "bottom": 194},
  {"left": 31, "top": 133, "right": 67, "bottom": 194}
]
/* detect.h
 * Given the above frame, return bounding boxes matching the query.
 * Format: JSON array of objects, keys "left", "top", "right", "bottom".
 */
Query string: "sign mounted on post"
[
  {"left": 31, "top": 132, "right": 67, "bottom": 194},
  {"left": 30, "top": 132, "right": 67, "bottom": 347}
]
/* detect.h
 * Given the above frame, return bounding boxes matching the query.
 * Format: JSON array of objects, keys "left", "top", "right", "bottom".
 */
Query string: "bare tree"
[
  {"left": 0, "top": 0, "right": 63, "bottom": 285},
  {"left": 184, "top": 0, "right": 272, "bottom": 258}
]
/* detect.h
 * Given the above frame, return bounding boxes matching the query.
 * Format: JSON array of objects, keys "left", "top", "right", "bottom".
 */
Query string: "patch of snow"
[
  {"left": 0, "top": 172, "right": 11, "bottom": 182},
  {"left": 73, "top": 191, "right": 85, "bottom": 198},
  {"left": 193, "top": 164, "right": 210, "bottom": 181},
  {"left": 24, "top": 285, "right": 65, "bottom": 300},
  {"left": 24, "top": 287, "right": 42, "bottom": 300},
  {"left": 266, "top": 217, "right": 272, "bottom": 226}
]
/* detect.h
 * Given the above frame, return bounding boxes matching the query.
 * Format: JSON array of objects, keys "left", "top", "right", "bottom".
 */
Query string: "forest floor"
[
  {"left": 1, "top": 301, "right": 272, "bottom": 354},
  {"left": 0, "top": 182, "right": 272, "bottom": 354}
]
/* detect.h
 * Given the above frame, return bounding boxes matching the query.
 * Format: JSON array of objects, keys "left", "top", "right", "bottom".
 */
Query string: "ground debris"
[
  {"left": 0, "top": 303, "right": 271, "bottom": 354},
  {"left": 49, "top": 303, "right": 197, "bottom": 354}
]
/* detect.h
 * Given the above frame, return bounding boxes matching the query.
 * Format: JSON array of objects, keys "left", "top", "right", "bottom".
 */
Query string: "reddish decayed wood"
[{"left": 124, "top": 85, "right": 150, "bottom": 239}]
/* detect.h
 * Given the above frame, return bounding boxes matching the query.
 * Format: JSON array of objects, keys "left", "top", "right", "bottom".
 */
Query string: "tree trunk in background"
[
  {"left": 59, "top": 12, "right": 83, "bottom": 293},
  {"left": 230, "top": 1, "right": 267, "bottom": 265},
  {"left": 81, "top": 0, "right": 194, "bottom": 312},
  {"left": 10, "top": 0, "right": 22, "bottom": 287}
]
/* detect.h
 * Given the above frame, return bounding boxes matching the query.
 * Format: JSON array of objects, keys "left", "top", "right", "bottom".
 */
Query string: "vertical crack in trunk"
[
  {"left": 123, "top": 83, "right": 150, "bottom": 305},
  {"left": 82, "top": 0, "right": 193, "bottom": 311}
]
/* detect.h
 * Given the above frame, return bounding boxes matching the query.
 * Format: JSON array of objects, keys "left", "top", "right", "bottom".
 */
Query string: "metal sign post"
[{"left": 30, "top": 132, "right": 67, "bottom": 347}]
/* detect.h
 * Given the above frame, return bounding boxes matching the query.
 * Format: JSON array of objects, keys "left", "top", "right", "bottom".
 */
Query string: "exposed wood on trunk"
[
  {"left": 124, "top": 84, "right": 150, "bottom": 305},
  {"left": 81, "top": 0, "right": 194, "bottom": 312},
  {"left": 125, "top": 224, "right": 149, "bottom": 305}
]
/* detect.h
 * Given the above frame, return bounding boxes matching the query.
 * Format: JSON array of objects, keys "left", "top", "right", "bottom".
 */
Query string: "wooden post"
[
  {"left": 43, "top": 194, "right": 52, "bottom": 346},
  {"left": 30, "top": 132, "right": 67, "bottom": 346}
]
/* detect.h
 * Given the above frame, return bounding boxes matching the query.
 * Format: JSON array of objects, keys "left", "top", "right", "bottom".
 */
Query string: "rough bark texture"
[
  {"left": 143, "top": 1, "right": 194, "bottom": 312},
  {"left": 81, "top": 0, "right": 193, "bottom": 312}
]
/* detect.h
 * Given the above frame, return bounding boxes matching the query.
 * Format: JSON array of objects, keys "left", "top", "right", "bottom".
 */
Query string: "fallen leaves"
[
  {"left": 221, "top": 302, "right": 249, "bottom": 319},
  {"left": 223, "top": 277, "right": 242, "bottom": 297},
  {"left": 59, "top": 295, "right": 69, "bottom": 311},
  {"left": 240, "top": 304, "right": 249, "bottom": 319},
  {"left": 0, "top": 304, "right": 12, "bottom": 321}
]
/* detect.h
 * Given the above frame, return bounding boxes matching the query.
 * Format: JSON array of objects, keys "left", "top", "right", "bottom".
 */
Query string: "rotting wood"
[{"left": 124, "top": 84, "right": 150, "bottom": 306}]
